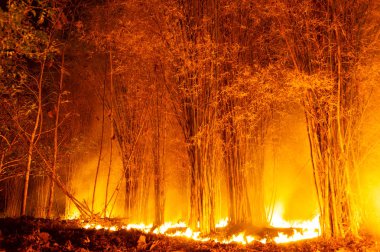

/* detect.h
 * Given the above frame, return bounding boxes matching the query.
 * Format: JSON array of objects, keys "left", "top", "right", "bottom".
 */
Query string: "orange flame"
[
  {"left": 80, "top": 208, "right": 320, "bottom": 245},
  {"left": 270, "top": 204, "right": 320, "bottom": 243}
]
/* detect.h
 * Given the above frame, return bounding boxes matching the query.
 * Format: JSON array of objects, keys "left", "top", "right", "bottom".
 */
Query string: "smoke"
[
  {"left": 65, "top": 87, "right": 126, "bottom": 219},
  {"left": 67, "top": 147, "right": 125, "bottom": 218},
  {"left": 359, "top": 73, "right": 380, "bottom": 237},
  {"left": 264, "top": 109, "right": 318, "bottom": 223},
  {"left": 65, "top": 54, "right": 380, "bottom": 233}
]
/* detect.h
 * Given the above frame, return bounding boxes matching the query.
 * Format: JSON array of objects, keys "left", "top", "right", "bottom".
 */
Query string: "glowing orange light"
[
  {"left": 270, "top": 204, "right": 320, "bottom": 243},
  {"left": 72, "top": 203, "right": 320, "bottom": 245}
]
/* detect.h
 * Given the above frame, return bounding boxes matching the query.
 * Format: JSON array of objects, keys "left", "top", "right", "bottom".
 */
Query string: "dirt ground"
[{"left": 0, "top": 217, "right": 377, "bottom": 251}]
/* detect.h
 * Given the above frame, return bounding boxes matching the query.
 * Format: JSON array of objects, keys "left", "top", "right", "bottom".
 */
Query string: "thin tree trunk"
[
  {"left": 153, "top": 78, "right": 163, "bottom": 226},
  {"left": 92, "top": 56, "right": 107, "bottom": 213},
  {"left": 21, "top": 58, "right": 46, "bottom": 216},
  {"left": 47, "top": 51, "right": 65, "bottom": 218},
  {"left": 105, "top": 50, "right": 113, "bottom": 218}
]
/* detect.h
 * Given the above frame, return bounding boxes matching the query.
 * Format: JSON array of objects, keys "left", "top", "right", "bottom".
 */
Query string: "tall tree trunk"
[
  {"left": 153, "top": 75, "right": 165, "bottom": 226},
  {"left": 105, "top": 50, "right": 113, "bottom": 218},
  {"left": 21, "top": 58, "right": 46, "bottom": 216},
  {"left": 92, "top": 55, "right": 107, "bottom": 213},
  {"left": 222, "top": 119, "right": 252, "bottom": 226},
  {"left": 47, "top": 51, "right": 65, "bottom": 218}
]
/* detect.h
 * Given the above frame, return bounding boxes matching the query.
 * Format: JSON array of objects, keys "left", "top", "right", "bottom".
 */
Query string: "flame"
[
  {"left": 84, "top": 223, "right": 118, "bottom": 231},
  {"left": 219, "top": 233, "right": 258, "bottom": 245},
  {"left": 152, "top": 221, "right": 187, "bottom": 234},
  {"left": 66, "top": 210, "right": 81, "bottom": 220},
  {"left": 78, "top": 205, "right": 320, "bottom": 245},
  {"left": 215, "top": 217, "right": 229, "bottom": 228},
  {"left": 270, "top": 204, "right": 320, "bottom": 243}
]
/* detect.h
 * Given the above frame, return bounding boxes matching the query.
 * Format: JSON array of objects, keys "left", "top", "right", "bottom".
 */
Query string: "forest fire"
[
  {"left": 79, "top": 211, "right": 321, "bottom": 245},
  {"left": 1, "top": 0, "right": 379, "bottom": 251},
  {"left": 269, "top": 204, "right": 320, "bottom": 243}
]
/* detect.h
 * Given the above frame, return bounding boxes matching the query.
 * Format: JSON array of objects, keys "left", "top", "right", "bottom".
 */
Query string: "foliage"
[{"left": 1, "top": 0, "right": 378, "bottom": 239}]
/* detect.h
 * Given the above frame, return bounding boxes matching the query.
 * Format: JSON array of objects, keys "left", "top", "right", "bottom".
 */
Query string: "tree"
[
  {"left": 82, "top": 0, "right": 167, "bottom": 222},
  {"left": 0, "top": 0, "right": 64, "bottom": 216},
  {"left": 215, "top": 1, "right": 286, "bottom": 227},
  {"left": 278, "top": 0, "right": 375, "bottom": 237}
]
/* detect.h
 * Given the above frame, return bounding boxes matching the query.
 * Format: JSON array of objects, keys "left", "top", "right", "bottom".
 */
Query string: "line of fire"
[{"left": 0, "top": 0, "right": 379, "bottom": 250}]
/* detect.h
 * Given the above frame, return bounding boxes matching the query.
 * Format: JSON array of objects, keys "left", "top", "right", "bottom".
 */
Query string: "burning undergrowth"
[
  {"left": 0, "top": 217, "right": 376, "bottom": 251},
  {"left": 78, "top": 214, "right": 321, "bottom": 245}
]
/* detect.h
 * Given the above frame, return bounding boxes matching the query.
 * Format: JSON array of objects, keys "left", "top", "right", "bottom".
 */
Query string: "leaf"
[{"left": 37, "top": 12, "right": 45, "bottom": 25}]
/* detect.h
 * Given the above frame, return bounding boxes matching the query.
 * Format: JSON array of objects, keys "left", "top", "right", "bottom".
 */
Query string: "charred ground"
[{"left": 0, "top": 218, "right": 376, "bottom": 251}]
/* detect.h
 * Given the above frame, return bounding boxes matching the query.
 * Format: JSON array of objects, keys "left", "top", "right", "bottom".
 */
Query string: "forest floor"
[{"left": 0, "top": 217, "right": 378, "bottom": 251}]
